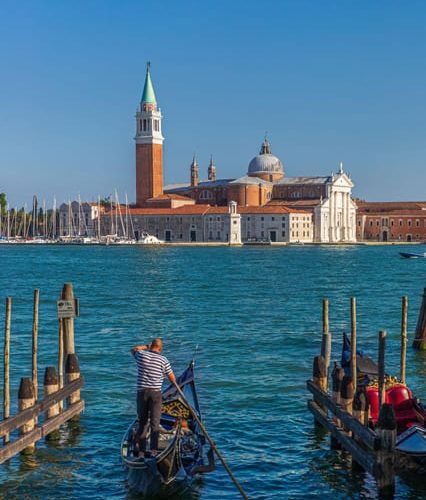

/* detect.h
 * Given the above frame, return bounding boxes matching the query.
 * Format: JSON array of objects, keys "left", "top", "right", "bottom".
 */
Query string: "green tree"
[{"left": 0, "top": 193, "right": 7, "bottom": 217}]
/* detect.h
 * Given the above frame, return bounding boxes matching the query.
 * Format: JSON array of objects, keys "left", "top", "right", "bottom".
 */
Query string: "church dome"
[{"left": 248, "top": 139, "right": 284, "bottom": 176}]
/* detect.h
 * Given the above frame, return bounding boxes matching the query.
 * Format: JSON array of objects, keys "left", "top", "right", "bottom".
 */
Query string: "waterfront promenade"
[{"left": 0, "top": 244, "right": 425, "bottom": 499}]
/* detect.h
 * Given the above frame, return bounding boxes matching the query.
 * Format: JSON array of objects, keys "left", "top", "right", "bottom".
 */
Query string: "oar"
[{"left": 173, "top": 382, "right": 249, "bottom": 500}]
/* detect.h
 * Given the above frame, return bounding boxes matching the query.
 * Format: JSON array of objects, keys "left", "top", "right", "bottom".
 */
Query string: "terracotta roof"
[
  {"left": 146, "top": 194, "right": 193, "bottom": 201},
  {"left": 358, "top": 210, "right": 426, "bottom": 216},
  {"left": 267, "top": 199, "right": 322, "bottom": 208},
  {"left": 105, "top": 204, "right": 309, "bottom": 217},
  {"left": 357, "top": 201, "right": 426, "bottom": 214}
]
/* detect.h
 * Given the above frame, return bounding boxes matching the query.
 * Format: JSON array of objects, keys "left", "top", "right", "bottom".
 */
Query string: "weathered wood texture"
[
  {"left": 18, "top": 378, "right": 36, "bottom": 453},
  {"left": 62, "top": 283, "right": 75, "bottom": 356},
  {"left": 376, "top": 403, "right": 396, "bottom": 497},
  {"left": 32, "top": 289, "right": 39, "bottom": 400},
  {"left": 413, "top": 287, "right": 426, "bottom": 350},
  {"left": 307, "top": 379, "right": 378, "bottom": 450},
  {"left": 3, "top": 297, "right": 11, "bottom": 445},
  {"left": 44, "top": 367, "right": 60, "bottom": 419},
  {"left": 400, "top": 296, "right": 408, "bottom": 384},
  {"left": 0, "top": 377, "right": 84, "bottom": 438},
  {"left": 350, "top": 297, "right": 357, "bottom": 394},
  {"left": 0, "top": 401, "right": 84, "bottom": 464},
  {"left": 307, "top": 400, "right": 376, "bottom": 475},
  {"left": 378, "top": 331, "right": 386, "bottom": 407},
  {"left": 321, "top": 299, "right": 331, "bottom": 371}
]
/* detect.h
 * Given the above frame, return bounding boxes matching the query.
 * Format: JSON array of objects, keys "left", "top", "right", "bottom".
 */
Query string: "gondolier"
[{"left": 131, "top": 338, "right": 176, "bottom": 456}]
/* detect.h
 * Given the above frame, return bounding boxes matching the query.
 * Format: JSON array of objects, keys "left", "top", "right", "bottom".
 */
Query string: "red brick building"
[{"left": 356, "top": 201, "right": 426, "bottom": 242}]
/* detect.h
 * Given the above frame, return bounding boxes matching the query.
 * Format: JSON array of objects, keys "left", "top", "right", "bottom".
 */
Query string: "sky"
[{"left": 1, "top": 0, "right": 426, "bottom": 207}]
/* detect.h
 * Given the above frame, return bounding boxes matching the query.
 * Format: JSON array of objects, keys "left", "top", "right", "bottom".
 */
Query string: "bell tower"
[{"left": 135, "top": 63, "right": 164, "bottom": 207}]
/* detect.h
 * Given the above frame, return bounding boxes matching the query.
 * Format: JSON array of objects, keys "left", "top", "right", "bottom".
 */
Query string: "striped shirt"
[{"left": 134, "top": 350, "right": 172, "bottom": 390}]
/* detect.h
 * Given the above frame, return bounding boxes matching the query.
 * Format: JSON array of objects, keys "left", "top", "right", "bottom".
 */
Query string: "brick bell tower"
[{"left": 135, "top": 62, "right": 164, "bottom": 207}]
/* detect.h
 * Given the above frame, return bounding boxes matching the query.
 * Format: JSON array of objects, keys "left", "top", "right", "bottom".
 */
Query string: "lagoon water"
[{"left": 0, "top": 244, "right": 425, "bottom": 499}]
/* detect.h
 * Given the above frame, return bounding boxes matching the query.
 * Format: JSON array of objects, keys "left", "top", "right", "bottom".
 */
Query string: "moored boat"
[
  {"left": 340, "top": 333, "right": 426, "bottom": 466},
  {"left": 137, "top": 231, "right": 164, "bottom": 244},
  {"left": 121, "top": 360, "right": 214, "bottom": 495},
  {"left": 399, "top": 251, "right": 426, "bottom": 259}
]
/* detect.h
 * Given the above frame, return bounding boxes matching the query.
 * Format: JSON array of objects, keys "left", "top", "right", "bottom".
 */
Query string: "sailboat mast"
[
  {"left": 52, "top": 196, "right": 57, "bottom": 240},
  {"left": 125, "top": 193, "right": 129, "bottom": 239},
  {"left": 23, "top": 205, "right": 27, "bottom": 239},
  {"left": 68, "top": 200, "right": 72, "bottom": 237},
  {"left": 115, "top": 191, "right": 119, "bottom": 237},
  {"left": 110, "top": 198, "right": 114, "bottom": 235},
  {"left": 97, "top": 195, "right": 101, "bottom": 239},
  {"left": 7, "top": 205, "right": 10, "bottom": 241}
]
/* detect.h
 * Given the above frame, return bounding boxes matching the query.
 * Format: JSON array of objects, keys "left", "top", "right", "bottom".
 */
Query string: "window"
[
  {"left": 391, "top": 219, "right": 394, "bottom": 226},
  {"left": 408, "top": 220, "right": 412, "bottom": 227},
  {"left": 399, "top": 219, "right": 403, "bottom": 226},
  {"left": 282, "top": 231, "right": 285, "bottom": 237},
  {"left": 143, "top": 119, "right": 147, "bottom": 131},
  {"left": 217, "top": 231, "right": 221, "bottom": 239},
  {"left": 261, "top": 231, "right": 264, "bottom": 238},
  {"left": 209, "top": 231, "right": 213, "bottom": 239},
  {"left": 247, "top": 217, "right": 251, "bottom": 221},
  {"left": 282, "top": 223, "right": 285, "bottom": 228},
  {"left": 369, "top": 221, "right": 373, "bottom": 227},
  {"left": 261, "top": 217, "right": 264, "bottom": 221},
  {"left": 200, "top": 190, "right": 213, "bottom": 200},
  {"left": 416, "top": 219, "right": 420, "bottom": 227},
  {"left": 271, "top": 217, "right": 275, "bottom": 221},
  {"left": 233, "top": 220, "right": 237, "bottom": 225}
]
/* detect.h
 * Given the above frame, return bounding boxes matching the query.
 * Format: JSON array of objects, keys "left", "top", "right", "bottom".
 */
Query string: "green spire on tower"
[{"left": 141, "top": 62, "right": 157, "bottom": 105}]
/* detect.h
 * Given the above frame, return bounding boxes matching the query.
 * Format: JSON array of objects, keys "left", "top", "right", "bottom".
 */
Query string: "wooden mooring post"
[
  {"left": 3, "top": 298, "right": 11, "bottom": 445},
  {"left": 413, "top": 286, "right": 426, "bottom": 350},
  {"left": 32, "top": 289, "right": 39, "bottom": 401},
  {"left": 400, "top": 296, "right": 408, "bottom": 384},
  {"left": 321, "top": 299, "right": 331, "bottom": 375},
  {"left": 0, "top": 284, "right": 84, "bottom": 463},
  {"left": 18, "top": 378, "right": 36, "bottom": 453},
  {"left": 350, "top": 297, "right": 357, "bottom": 395},
  {"left": 306, "top": 298, "right": 402, "bottom": 497}
]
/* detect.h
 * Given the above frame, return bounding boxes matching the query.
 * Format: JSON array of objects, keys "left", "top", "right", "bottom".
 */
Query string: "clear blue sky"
[{"left": 1, "top": 0, "right": 426, "bottom": 207}]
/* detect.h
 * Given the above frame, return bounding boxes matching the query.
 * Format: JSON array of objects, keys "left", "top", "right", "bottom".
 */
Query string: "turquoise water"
[{"left": 0, "top": 244, "right": 425, "bottom": 499}]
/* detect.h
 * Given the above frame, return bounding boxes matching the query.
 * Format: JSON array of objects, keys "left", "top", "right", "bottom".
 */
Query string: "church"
[{"left": 115, "top": 64, "right": 357, "bottom": 244}]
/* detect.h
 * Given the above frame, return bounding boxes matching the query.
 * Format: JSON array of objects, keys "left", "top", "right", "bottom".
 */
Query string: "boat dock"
[
  {"left": 307, "top": 294, "right": 426, "bottom": 498},
  {"left": 0, "top": 283, "right": 84, "bottom": 463}
]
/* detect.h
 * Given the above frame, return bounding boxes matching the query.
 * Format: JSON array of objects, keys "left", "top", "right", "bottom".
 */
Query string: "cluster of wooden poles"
[
  {"left": 1, "top": 283, "right": 84, "bottom": 462},
  {"left": 307, "top": 296, "right": 412, "bottom": 498}
]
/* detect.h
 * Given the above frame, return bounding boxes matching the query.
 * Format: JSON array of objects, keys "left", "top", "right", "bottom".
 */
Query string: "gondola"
[
  {"left": 340, "top": 333, "right": 426, "bottom": 466},
  {"left": 121, "top": 360, "right": 215, "bottom": 495}
]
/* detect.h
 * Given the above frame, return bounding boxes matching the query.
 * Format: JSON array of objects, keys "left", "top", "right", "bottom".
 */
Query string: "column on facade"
[
  {"left": 328, "top": 189, "right": 334, "bottom": 242},
  {"left": 336, "top": 191, "right": 340, "bottom": 241},
  {"left": 345, "top": 192, "right": 350, "bottom": 241}
]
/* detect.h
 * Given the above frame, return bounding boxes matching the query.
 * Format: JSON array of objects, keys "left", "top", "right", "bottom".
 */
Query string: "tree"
[{"left": 0, "top": 193, "right": 7, "bottom": 217}]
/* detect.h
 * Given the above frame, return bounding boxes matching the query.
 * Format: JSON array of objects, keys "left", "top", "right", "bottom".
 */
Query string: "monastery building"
[{"left": 106, "top": 64, "right": 358, "bottom": 244}]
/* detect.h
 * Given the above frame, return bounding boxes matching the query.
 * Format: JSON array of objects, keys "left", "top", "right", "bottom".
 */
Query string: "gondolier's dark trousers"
[{"left": 137, "top": 388, "right": 162, "bottom": 451}]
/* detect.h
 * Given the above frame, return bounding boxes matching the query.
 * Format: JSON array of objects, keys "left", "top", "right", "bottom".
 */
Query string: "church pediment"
[{"left": 332, "top": 173, "right": 354, "bottom": 188}]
